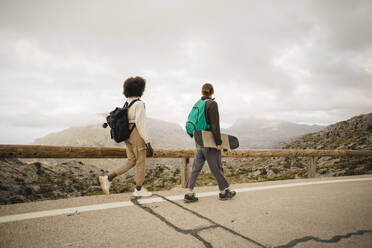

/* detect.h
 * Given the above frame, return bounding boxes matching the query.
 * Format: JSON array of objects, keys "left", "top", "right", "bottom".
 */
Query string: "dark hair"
[
  {"left": 123, "top": 76, "right": 146, "bottom": 97},
  {"left": 201, "top": 83, "right": 214, "bottom": 96}
]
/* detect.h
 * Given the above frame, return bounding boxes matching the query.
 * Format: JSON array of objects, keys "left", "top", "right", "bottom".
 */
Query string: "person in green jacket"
[{"left": 184, "top": 83, "right": 236, "bottom": 203}]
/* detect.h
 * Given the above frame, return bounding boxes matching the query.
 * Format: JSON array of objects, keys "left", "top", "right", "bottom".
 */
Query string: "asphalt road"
[{"left": 1, "top": 175, "right": 372, "bottom": 248}]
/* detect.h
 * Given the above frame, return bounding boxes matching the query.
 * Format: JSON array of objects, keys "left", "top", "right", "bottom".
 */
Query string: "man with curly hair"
[{"left": 99, "top": 76, "right": 153, "bottom": 197}]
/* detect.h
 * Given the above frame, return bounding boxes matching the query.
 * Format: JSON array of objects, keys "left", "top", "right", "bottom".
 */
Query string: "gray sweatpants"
[{"left": 186, "top": 148, "right": 230, "bottom": 191}]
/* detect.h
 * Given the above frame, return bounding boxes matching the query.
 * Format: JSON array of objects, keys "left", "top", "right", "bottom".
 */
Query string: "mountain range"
[
  {"left": 32, "top": 118, "right": 194, "bottom": 149},
  {"left": 223, "top": 118, "right": 324, "bottom": 148},
  {"left": 32, "top": 118, "right": 325, "bottom": 149}
]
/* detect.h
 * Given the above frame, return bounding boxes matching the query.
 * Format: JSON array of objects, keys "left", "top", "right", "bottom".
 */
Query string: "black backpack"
[{"left": 103, "top": 99, "right": 140, "bottom": 143}]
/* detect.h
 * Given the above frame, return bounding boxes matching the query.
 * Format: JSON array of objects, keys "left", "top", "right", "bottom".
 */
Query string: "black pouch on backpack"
[{"left": 103, "top": 99, "right": 140, "bottom": 143}]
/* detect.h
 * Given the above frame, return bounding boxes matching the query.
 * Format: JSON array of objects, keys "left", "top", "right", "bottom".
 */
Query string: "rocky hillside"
[
  {"left": 224, "top": 118, "right": 324, "bottom": 148},
  {"left": 283, "top": 113, "right": 372, "bottom": 150},
  {"left": 0, "top": 158, "right": 181, "bottom": 205},
  {"left": 201, "top": 113, "right": 372, "bottom": 183},
  {"left": 246, "top": 113, "right": 372, "bottom": 180},
  {"left": 0, "top": 159, "right": 105, "bottom": 204}
]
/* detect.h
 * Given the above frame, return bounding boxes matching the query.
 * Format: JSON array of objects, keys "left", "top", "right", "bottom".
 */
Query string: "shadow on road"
[
  {"left": 131, "top": 194, "right": 372, "bottom": 248},
  {"left": 131, "top": 194, "right": 266, "bottom": 248},
  {"left": 274, "top": 229, "right": 372, "bottom": 248}
]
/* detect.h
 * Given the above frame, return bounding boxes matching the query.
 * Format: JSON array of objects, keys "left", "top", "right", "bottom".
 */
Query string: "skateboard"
[{"left": 194, "top": 130, "right": 239, "bottom": 150}]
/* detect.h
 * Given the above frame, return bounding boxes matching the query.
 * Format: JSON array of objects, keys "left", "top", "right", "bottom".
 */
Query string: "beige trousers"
[{"left": 114, "top": 127, "right": 147, "bottom": 186}]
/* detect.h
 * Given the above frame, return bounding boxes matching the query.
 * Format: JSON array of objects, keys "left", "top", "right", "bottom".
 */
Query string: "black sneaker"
[
  {"left": 219, "top": 189, "right": 236, "bottom": 200},
  {"left": 184, "top": 193, "right": 198, "bottom": 203}
]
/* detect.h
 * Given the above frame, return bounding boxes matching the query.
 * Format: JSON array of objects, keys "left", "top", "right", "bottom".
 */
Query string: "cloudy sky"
[{"left": 1, "top": 0, "right": 372, "bottom": 144}]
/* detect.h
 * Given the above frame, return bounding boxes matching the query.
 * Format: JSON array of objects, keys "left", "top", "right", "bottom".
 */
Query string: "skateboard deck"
[{"left": 194, "top": 130, "right": 239, "bottom": 150}]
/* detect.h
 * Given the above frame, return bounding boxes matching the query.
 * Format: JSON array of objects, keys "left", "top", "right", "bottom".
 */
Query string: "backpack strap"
[
  {"left": 124, "top": 99, "right": 141, "bottom": 108},
  {"left": 124, "top": 99, "right": 141, "bottom": 133},
  {"left": 128, "top": 98, "right": 140, "bottom": 108}
]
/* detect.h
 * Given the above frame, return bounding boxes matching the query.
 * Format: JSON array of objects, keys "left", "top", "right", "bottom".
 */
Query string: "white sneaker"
[
  {"left": 133, "top": 187, "right": 152, "bottom": 197},
  {"left": 99, "top": 175, "right": 111, "bottom": 195}
]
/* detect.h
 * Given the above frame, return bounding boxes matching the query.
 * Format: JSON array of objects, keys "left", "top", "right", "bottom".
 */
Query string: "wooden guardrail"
[{"left": 1, "top": 145, "right": 372, "bottom": 187}]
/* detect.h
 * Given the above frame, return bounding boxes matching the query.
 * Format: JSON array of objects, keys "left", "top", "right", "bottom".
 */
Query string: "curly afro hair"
[{"left": 123, "top": 76, "right": 146, "bottom": 97}]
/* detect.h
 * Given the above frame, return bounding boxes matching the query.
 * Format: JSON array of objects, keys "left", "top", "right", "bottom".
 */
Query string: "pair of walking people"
[{"left": 99, "top": 77, "right": 236, "bottom": 201}]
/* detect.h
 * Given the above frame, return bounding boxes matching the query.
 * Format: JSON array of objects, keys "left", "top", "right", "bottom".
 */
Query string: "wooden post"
[
  {"left": 181, "top": 157, "right": 190, "bottom": 188},
  {"left": 308, "top": 157, "right": 317, "bottom": 178}
]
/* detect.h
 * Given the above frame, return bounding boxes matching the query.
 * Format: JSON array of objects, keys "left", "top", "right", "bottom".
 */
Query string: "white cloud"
[{"left": 0, "top": 0, "right": 371, "bottom": 143}]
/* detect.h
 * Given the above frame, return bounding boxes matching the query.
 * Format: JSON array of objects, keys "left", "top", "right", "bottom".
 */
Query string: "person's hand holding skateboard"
[
  {"left": 217, "top": 145, "right": 222, "bottom": 151},
  {"left": 146, "top": 143, "right": 154, "bottom": 157}
]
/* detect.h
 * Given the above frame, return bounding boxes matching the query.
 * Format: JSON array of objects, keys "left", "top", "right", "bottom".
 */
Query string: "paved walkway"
[{"left": 1, "top": 175, "right": 372, "bottom": 247}]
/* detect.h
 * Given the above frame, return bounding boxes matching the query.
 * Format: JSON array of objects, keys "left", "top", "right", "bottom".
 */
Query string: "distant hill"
[
  {"left": 224, "top": 118, "right": 325, "bottom": 148},
  {"left": 32, "top": 118, "right": 194, "bottom": 149},
  {"left": 29, "top": 117, "right": 327, "bottom": 172},
  {"left": 284, "top": 113, "right": 372, "bottom": 150},
  {"left": 32, "top": 117, "right": 325, "bottom": 149}
]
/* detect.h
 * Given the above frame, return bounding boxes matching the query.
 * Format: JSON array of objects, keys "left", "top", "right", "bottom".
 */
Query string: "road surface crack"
[
  {"left": 131, "top": 194, "right": 266, "bottom": 248},
  {"left": 274, "top": 229, "right": 372, "bottom": 248}
]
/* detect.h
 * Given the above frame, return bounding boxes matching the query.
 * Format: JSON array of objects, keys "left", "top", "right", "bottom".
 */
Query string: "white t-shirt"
[{"left": 126, "top": 97, "right": 151, "bottom": 144}]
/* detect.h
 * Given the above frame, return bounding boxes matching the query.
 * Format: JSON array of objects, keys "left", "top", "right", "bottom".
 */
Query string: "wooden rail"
[
  {"left": 1, "top": 145, "right": 372, "bottom": 187},
  {"left": 1, "top": 145, "right": 371, "bottom": 159}
]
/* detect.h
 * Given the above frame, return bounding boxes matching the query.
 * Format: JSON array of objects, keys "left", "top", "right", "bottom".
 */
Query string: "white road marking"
[{"left": 0, "top": 177, "right": 371, "bottom": 224}]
